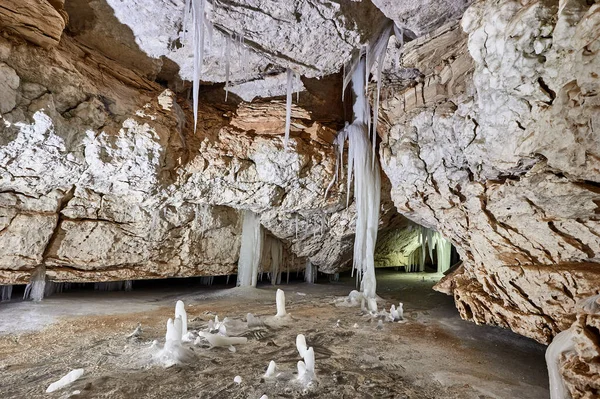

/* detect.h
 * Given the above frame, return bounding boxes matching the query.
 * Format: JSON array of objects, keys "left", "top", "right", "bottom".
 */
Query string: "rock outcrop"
[{"left": 380, "top": 0, "right": 600, "bottom": 346}]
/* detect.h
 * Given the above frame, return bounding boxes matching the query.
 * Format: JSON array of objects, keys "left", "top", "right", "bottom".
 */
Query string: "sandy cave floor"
[{"left": 0, "top": 270, "right": 549, "bottom": 399}]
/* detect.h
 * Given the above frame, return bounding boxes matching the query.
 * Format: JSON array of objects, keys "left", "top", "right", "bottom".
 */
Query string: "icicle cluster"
[
  {"left": 94, "top": 280, "right": 133, "bottom": 291},
  {"left": 236, "top": 211, "right": 263, "bottom": 287},
  {"left": 1, "top": 285, "right": 12, "bottom": 302},
  {"left": 405, "top": 227, "right": 452, "bottom": 273}
]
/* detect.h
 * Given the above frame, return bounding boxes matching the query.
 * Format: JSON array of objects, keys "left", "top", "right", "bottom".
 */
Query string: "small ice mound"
[
  {"left": 153, "top": 317, "right": 194, "bottom": 367},
  {"left": 389, "top": 304, "right": 404, "bottom": 322},
  {"left": 198, "top": 331, "right": 248, "bottom": 348},
  {"left": 335, "top": 290, "right": 363, "bottom": 307},
  {"left": 297, "top": 360, "right": 307, "bottom": 379},
  {"left": 234, "top": 375, "right": 242, "bottom": 384},
  {"left": 165, "top": 317, "right": 182, "bottom": 344},
  {"left": 46, "top": 369, "right": 84, "bottom": 393},
  {"left": 247, "top": 313, "right": 264, "bottom": 328},
  {"left": 275, "top": 289, "right": 287, "bottom": 317},
  {"left": 264, "top": 360, "right": 277, "bottom": 378},
  {"left": 296, "top": 334, "right": 308, "bottom": 358},
  {"left": 376, "top": 320, "right": 384, "bottom": 330},
  {"left": 259, "top": 395, "right": 268, "bottom": 399}
]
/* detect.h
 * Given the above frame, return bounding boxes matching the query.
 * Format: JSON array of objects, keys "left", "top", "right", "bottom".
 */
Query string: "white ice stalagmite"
[
  {"left": 46, "top": 369, "right": 84, "bottom": 393},
  {"left": 297, "top": 361, "right": 307, "bottom": 379},
  {"left": 233, "top": 375, "right": 242, "bottom": 384},
  {"left": 390, "top": 304, "right": 399, "bottom": 321},
  {"left": 264, "top": 360, "right": 277, "bottom": 377},
  {"left": 237, "top": 211, "right": 263, "bottom": 287},
  {"left": 175, "top": 300, "right": 188, "bottom": 336},
  {"left": 24, "top": 265, "right": 46, "bottom": 301},
  {"left": 284, "top": 68, "right": 293, "bottom": 149},
  {"left": 398, "top": 303, "right": 404, "bottom": 319},
  {"left": 546, "top": 327, "right": 576, "bottom": 399},
  {"left": 296, "top": 334, "right": 308, "bottom": 358},
  {"left": 304, "top": 347, "right": 315, "bottom": 375},
  {"left": 275, "top": 289, "right": 287, "bottom": 317},
  {"left": 165, "top": 317, "right": 183, "bottom": 345},
  {"left": 247, "top": 313, "right": 263, "bottom": 328}
]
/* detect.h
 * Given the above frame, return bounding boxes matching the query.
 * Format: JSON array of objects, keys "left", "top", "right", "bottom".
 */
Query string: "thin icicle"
[
  {"left": 191, "top": 0, "right": 207, "bottom": 132},
  {"left": 225, "top": 33, "right": 231, "bottom": 101},
  {"left": 296, "top": 72, "right": 300, "bottom": 103},
  {"left": 284, "top": 68, "right": 293, "bottom": 150}
]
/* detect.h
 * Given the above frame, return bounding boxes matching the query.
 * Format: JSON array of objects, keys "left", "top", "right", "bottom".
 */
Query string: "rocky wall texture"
[
  {"left": 0, "top": 18, "right": 406, "bottom": 284},
  {"left": 379, "top": 0, "right": 600, "bottom": 346}
]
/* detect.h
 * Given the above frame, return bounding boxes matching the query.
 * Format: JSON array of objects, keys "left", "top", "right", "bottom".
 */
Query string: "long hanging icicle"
[
  {"left": 182, "top": 0, "right": 207, "bottom": 131},
  {"left": 284, "top": 68, "right": 293, "bottom": 150},
  {"left": 237, "top": 211, "right": 263, "bottom": 287},
  {"left": 224, "top": 33, "right": 231, "bottom": 101}
]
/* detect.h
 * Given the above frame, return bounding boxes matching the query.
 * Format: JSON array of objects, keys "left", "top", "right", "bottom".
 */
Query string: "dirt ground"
[{"left": 0, "top": 270, "right": 550, "bottom": 398}]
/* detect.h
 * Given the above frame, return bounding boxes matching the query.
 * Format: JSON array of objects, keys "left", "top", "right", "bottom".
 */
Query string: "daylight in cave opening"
[{"left": 1, "top": 0, "right": 599, "bottom": 398}]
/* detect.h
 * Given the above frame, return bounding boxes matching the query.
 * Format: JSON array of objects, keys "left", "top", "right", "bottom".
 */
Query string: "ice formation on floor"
[
  {"left": 264, "top": 360, "right": 277, "bottom": 377},
  {"left": 237, "top": 211, "right": 263, "bottom": 287},
  {"left": 275, "top": 289, "right": 287, "bottom": 317},
  {"left": 198, "top": 331, "right": 248, "bottom": 347},
  {"left": 234, "top": 375, "right": 242, "bottom": 384},
  {"left": 296, "top": 334, "right": 308, "bottom": 358},
  {"left": 175, "top": 300, "right": 188, "bottom": 336},
  {"left": 546, "top": 327, "right": 576, "bottom": 399},
  {"left": 389, "top": 303, "right": 404, "bottom": 321},
  {"left": 24, "top": 266, "right": 46, "bottom": 301},
  {"left": 46, "top": 369, "right": 84, "bottom": 393},
  {"left": 246, "top": 313, "right": 264, "bottom": 328}
]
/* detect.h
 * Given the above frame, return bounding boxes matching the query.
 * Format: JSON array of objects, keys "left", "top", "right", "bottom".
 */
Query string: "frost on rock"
[
  {"left": 546, "top": 327, "right": 576, "bottom": 399},
  {"left": 46, "top": 369, "right": 84, "bottom": 393},
  {"left": 237, "top": 211, "right": 263, "bottom": 287},
  {"left": 275, "top": 289, "right": 287, "bottom": 317}
]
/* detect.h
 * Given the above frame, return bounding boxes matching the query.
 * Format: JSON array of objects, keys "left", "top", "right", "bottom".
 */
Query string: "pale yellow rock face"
[{"left": 380, "top": 0, "right": 600, "bottom": 347}]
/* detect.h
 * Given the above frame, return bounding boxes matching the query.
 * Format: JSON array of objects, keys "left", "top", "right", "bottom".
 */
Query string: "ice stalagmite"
[
  {"left": 284, "top": 68, "right": 293, "bottom": 149},
  {"left": 546, "top": 328, "right": 575, "bottom": 399},
  {"left": 275, "top": 289, "right": 287, "bottom": 317},
  {"left": 237, "top": 211, "right": 263, "bottom": 287},
  {"left": 264, "top": 360, "right": 277, "bottom": 377},
  {"left": 305, "top": 260, "right": 315, "bottom": 284},
  {"left": 175, "top": 300, "right": 188, "bottom": 335},
  {"left": 296, "top": 334, "right": 308, "bottom": 357}
]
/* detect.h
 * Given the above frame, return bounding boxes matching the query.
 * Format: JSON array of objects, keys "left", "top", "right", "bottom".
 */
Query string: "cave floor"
[{"left": 0, "top": 270, "right": 549, "bottom": 399}]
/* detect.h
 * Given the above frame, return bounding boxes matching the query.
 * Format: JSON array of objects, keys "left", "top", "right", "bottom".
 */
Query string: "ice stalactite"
[
  {"left": 24, "top": 266, "right": 46, "bottom": 301},
  {"left": 200, "top": 276, "right": 214, "bottom": 286},
  {"left": 236, "top": 211, "right": 263, "bottom": 287},
  {"left": 305, "top": 260, "right": 316, "bottom": 284},
  {"left": 224, "top": 33, "right": 231, "bottom": 101},
  {"left": 175, "top": 300, "right": 188, "bottom": 336},
  {"left": 284, "top": 68, "right": 293, "bottom": 150},
  {"left": 94, "top": 280, "right": 133, "bottom": 291},
  {"left": 1, "top": 285, "right": 12, "bottom": 302},
  {"left": 411, "top": 227, "right": 452, "bottom": 273},
  {"left": 546, "top": 327, "right": 575, "bottom": 399},
  {"left": 182, "top": 0, "right": 207, "bottom": 131}
]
